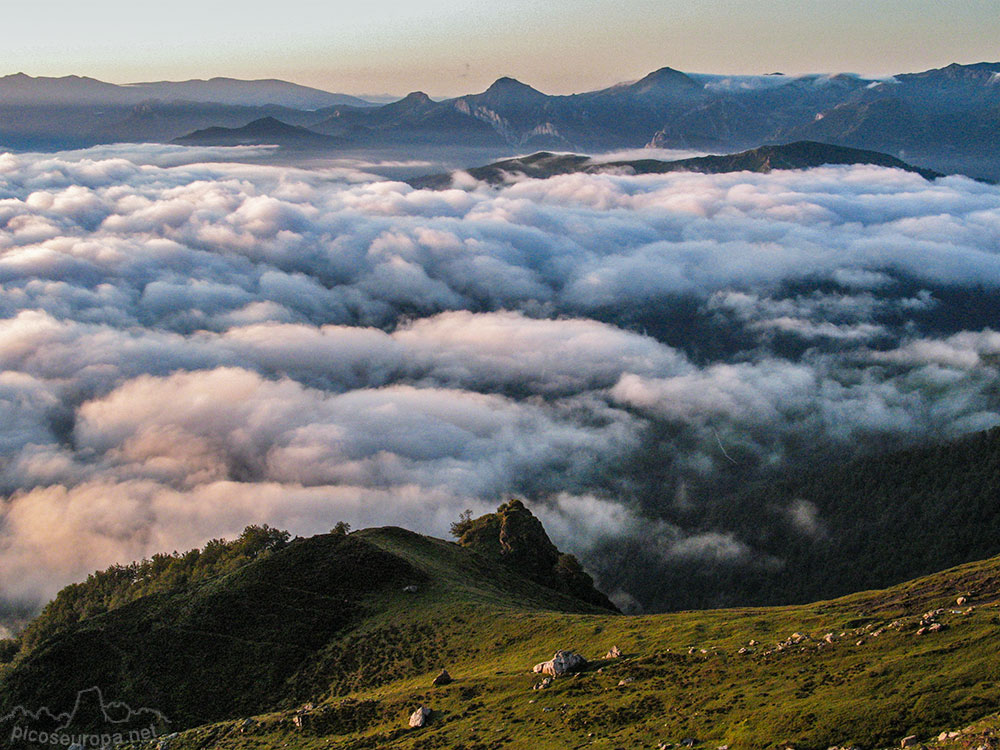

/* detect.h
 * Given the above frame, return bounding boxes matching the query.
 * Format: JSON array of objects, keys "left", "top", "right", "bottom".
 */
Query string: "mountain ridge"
[
  {"left": 407, "top": 141, "right": 948, "bottom": 189},
  {"left": 3, "top": 62, "right": 999, "bottom": 179},
  {"left": 5, "top": 508, "right": 1000, "bottom": 748}
]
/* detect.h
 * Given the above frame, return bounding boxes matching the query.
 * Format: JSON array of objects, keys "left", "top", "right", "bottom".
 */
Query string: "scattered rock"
[
  {"left": 533, "top": 676, "right": 553, "bottom": 690},
  {"left": 680, "top": 738, "right": 698, "bottom": 747},
  {"left": 604, "top": 645, "right": 623, "bottom": 659},
  {"left": 408, "top": 706, "right": 432, "bottom": 728},
  {"left": 900, "top": 735, "right": 919, "bottom": 748},
  {"left": 618, "top": 677, "right": 634, "bottom": 686},
  {"left": 532, "top": 650, "right": 588, "bottom": 676},
  {"left": 432, "top": 668, "right": 453, "bottom": 686},
  {"left": 402, "top": 585, "right": 419, "bottom": 593},
  {"left": 823, "top": 633, "right": 836, "bottom": 644},
  {"left": 957, "top": 596, "right": 968, "bottom": 606}
]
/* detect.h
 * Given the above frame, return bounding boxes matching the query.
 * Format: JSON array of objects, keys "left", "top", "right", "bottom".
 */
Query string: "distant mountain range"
[
  {"left": 0, "top": 73, "right": 371, "bottom": 109},
  {"left": 407, "top": 142, "right": 946, "bottom": 189},
  {"left": 1, "top": 63, "right": 999, "bottom": 178}
]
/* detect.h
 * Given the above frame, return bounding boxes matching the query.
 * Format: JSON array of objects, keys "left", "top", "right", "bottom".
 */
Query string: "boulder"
[
  {"left": 432, "top": 669, "right": 453, "bottom": 686},
  {"left": 408, "top": 706, "right": 432, "bottom": 728},
  {"left": 957, "top": 596, "right": 968, "bottom": 606},
  {"left": 532, "top": 650, "right": 587, "bottom": 676},
  {"left": 900, "top": 736, "right": 918, "bottom": 748},
  {"left": 605, "top": 645, "right": 623, "bottom": 659}
]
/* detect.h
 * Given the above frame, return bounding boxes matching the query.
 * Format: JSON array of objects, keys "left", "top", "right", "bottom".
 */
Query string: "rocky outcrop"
[
  {"left": 604, "top": 645, "right": 623, "bottom": 659},
  {"left": 532, "top": 650, "right": 588, "bottom": 677},
  {"left": 453, "top": 499, "right": 619, "bottom": 611}
]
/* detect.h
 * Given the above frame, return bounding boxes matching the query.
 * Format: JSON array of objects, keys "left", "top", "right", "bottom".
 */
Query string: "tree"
[
  {"left": 331, "top": 521, "right": 352, "bottom": 536},
  {"left": 449, "top": 509, "right": 474, "bottom": 538}
]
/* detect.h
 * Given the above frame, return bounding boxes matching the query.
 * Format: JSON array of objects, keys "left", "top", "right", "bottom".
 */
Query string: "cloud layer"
[{"left": 2, "top": 145, "right": 1000, "bottom": 610}]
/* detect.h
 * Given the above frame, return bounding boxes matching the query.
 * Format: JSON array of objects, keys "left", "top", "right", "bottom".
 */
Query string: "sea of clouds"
[{"left": 1, "top": 144, "right": 1000, "bottom": 613}]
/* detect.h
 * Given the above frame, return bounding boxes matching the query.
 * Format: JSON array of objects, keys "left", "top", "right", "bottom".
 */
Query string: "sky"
[{"left": 3, "top": 0, "right": 998, "bottom": 97}]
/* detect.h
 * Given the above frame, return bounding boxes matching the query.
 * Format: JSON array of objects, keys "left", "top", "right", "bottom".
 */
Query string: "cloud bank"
[{"left": 1, "top": 145, "right": 1000, "bottom": 610}]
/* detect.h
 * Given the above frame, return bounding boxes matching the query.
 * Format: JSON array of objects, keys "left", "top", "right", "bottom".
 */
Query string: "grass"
[{"left": 74, "top": 527, "right": 1000, "bottom": 750}]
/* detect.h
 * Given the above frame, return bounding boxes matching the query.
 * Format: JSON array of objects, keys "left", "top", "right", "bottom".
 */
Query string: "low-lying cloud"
[{"left": 1, "top": 144, "right": 1000, "bottom": 612}]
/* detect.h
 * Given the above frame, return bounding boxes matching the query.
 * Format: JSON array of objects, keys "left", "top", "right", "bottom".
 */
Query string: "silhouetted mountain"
[
  {"left": 408, "top": 141, "right": 945, "bottom": 189},
  {"left": 0, "top": 72, "right": 130, "bottom": 105},
  {"left": 0, "top": 72, "right": 370, "bottom": 109},
  {"left": 124, "top": 77, "right": 372, "bottom": 109},
  {"left": 172, "top": 117, "right": 344, "bottom": 148}
]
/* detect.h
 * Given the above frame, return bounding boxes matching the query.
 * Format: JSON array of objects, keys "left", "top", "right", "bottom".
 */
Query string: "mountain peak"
[
  {"left": 630, "top": 66, "right": 701, "bottom": 94},
  {"left": 482, "top": 76, "right": 546, "bottom": 99},
  {"left": 401, "top": 91, "right": 432, "bottom": 103}
]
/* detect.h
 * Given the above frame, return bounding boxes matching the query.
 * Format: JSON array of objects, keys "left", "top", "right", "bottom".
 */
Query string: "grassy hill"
[{"left": 3, "top": 504, "right": 1000, "bottom": 749}]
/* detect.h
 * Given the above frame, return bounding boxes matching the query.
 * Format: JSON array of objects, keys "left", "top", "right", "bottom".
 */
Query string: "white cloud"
[{"left": 1, "top": 144, "right": 1000, "bottom": 610}]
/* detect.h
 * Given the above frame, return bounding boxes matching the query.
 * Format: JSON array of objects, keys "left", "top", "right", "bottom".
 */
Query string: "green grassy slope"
[{"left": 5, "top": 516, "right": 1000, "bottom": 750}]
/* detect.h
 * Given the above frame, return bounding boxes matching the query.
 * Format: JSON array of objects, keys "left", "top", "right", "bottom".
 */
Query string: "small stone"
[
  {"left": 408, "top": 706, "right": 431, "bottom": 728},
  {"left": 403, "top": 585, "right": 419, "bottom": 593},
  {"left": 618, "top": 677, "right": 634, "bottom": 686},
  {"left": 533, "top": 676, "right": 553, "bottom": 690},
  {"left": 432, "top": 668, "right": 453, "bottom": 686},
  {"left": 957, "top": 596, "right": 968, "bottom": 606}
]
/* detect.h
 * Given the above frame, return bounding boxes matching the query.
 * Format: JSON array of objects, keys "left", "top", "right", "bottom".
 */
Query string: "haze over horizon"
[{"left": 4, "top": 0, "right": 999, "bottom": 98}]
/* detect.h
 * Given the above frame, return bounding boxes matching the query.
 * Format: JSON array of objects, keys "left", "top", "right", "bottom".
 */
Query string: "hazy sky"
[{"left": 4, "top": 0, "right": 999, "bottom": 96}]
